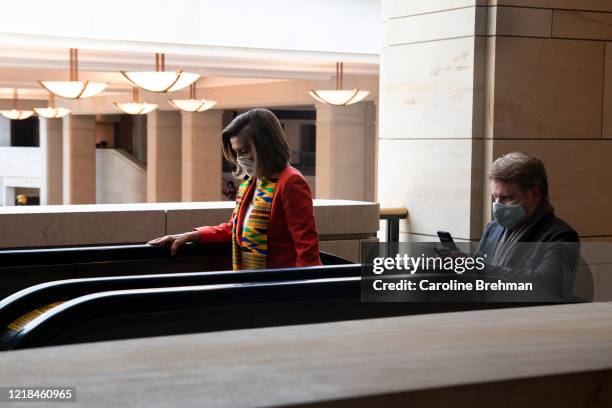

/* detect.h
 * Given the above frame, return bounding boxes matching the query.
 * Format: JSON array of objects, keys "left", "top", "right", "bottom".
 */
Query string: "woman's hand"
[{"left": 146, "top": 231, "right": 200, "bottom": 256}]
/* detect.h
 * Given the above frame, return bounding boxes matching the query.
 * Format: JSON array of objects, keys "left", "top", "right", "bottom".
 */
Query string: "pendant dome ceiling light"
[
  {"left": 0, "top": 89, "right": 34, "bottom": 120},
  {"left": 168, "top": 83, "right": 217, "bottom": 112},
  {"left": 309, "top": 62, "right": 369, "bottom": 106},
  {"left": 121, "top": 53, "right": 199, "bottom": 93},
  {"left": 114, "top": 86, "right": 158, "bottom": 115},
  {"left": 33, "top": 93, "right": 71, "bottom": 119},
  {"left": 39, "top": 48, "right": 108, "bottom": 99}
]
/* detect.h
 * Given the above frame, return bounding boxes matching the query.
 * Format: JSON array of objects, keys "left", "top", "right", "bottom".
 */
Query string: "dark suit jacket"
[{"left": 474, "top": 204, "right": 579, "bottom": 299}]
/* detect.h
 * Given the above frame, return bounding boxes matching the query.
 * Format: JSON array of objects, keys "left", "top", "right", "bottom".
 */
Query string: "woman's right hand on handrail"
[{"left": 146, "top": 231, "right": 200, "bottom": 256}]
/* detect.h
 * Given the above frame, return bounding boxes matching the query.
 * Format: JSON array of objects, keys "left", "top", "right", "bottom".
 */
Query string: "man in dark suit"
[{"left": 474, "top": 152, "right": 579, "bottom": 299}]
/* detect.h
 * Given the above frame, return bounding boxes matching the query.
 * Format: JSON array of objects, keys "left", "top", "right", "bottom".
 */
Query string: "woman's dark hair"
[{"left": 222, "top": 108, "right": 290, "bottom": 178}]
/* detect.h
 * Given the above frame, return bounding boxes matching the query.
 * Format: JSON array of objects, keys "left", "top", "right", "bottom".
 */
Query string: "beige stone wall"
[
  {"left": 96, "top": 149, "right": 146, "bottom": 204},
  {"left": 484, "top": 3, "right": 612, "bottom": 240},
  {"left": 379, "top": 0, "right": 612, "bottom": 299}
]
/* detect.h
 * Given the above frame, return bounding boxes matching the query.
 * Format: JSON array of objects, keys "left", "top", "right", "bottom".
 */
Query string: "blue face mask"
[{"left": 493, "top": 202, "right": 526, "bottom": 229}]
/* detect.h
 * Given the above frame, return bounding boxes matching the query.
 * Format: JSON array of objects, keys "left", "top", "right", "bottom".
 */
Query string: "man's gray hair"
[{"left": 489, "top": 152, "right": 548, "bottom": 200}]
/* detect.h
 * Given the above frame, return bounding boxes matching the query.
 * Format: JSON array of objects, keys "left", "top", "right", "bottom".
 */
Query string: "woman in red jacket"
[{"left": 148, "top": 108, "right": 321, "bottom": 269}]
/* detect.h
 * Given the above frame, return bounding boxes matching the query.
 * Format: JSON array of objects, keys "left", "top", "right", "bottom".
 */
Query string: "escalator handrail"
[
  {"left": 0, "top": 264, "right": 361, "bottom": 328},
  {"left": 0, "top": 243, "right": 232, "bottom": 268},
  {"left": 7, "top": 276, "right": 362, "bottom": 350}
]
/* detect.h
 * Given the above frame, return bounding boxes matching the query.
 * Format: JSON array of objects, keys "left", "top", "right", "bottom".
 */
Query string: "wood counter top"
[{"left": 0, "top": 302, "right": 611, "bottom": 407}]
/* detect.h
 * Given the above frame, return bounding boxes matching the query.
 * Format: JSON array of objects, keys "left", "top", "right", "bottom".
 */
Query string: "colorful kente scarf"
[{"left": 232, "top": 176, "right": 277, "bottom": 270}]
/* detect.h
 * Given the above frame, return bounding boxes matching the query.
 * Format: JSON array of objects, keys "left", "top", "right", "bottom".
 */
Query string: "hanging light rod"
[
  {"left": 168, "top": 82, "right": 217, "bottom": 112},
  {"left": 34, "top": 93, "right": 71, "bottom": 119},
  {"left": 0, "top": 88, "right": 34, "bottom": 120},
  {"left": 114, "top": 86, "right": 158, "bottom": 115},
  {"left": 39, "top": 48, "right": 108, "bottom": 99},
  {"left": 309, "top": 62, "right": 369, "bottom": 106},
  {"left": 121, "top": 53, "right": 199, "bottom": 93}
]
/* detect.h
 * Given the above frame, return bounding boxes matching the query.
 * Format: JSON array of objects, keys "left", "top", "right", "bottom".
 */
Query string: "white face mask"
[{"left": 237, "top": 156, "right": 254, "bottom": 176}]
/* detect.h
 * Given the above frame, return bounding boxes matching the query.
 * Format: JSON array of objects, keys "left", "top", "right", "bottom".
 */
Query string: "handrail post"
[{"left": 379, "top": 208, "right": 408, "bottom": 243}]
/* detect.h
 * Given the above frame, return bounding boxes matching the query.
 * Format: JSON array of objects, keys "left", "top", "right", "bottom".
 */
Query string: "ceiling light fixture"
[
  {"left": 0, "top": 89, "right": 34, "bottom": 120},
  {"left": 121, "top": 53, "right": 199, "bottom": 93},
  {"left": 33, "top": 93, "right": 71, "bottom": 119},
  {"left": 168, "top": 83, "right": 217, "bottom": 112},
  {"left": 114, "top": 87, "right": 158, "bottom": 115},
  {"left": 309, "top": 62, "right": 369, "bottom": 106},
  {"left": 39, "top": 48, "right": 108, "bottom": 99}
]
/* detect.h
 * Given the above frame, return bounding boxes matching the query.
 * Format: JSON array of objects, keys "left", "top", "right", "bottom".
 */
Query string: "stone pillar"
[
  {"left": 378, "top": 1, "right": 487, "bottom": 241},
  {"left": 0, "top": 116, "right": 10, "bottom": 146},
  {"left": 147, "top": 110, "right": 181, "bottom": 202},
  {"left": 181, "top": 110, "right": 223, "bottom": 202},
  {"left": 133, "top": 114, "right": 147, "bottom": 164},
  {"left": 62, "top": 115, "right": 96, "bottom": 204},
  {"left": 315, "top": 101, "right": 376, "bottom": 201},
  {"left": 39, "top": 118, "right": 63, "bottom": 205}
]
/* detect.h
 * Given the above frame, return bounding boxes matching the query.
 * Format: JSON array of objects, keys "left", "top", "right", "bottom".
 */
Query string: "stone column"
[
  {"left": 181, "top": 110, "right": 223, "bottom": 202},
  {"left": 39, "top": 118, "right": 63, "bottom": 205},
  {"left": 0, "top": 116, "right": 10, "bottom": 146},
  {"left": 378, "top": 1, "right": 487, "bottom": 241},
  {"left": 62, "top": 114, "right": 96, "bottom": 204},
  {"left": 133, "top": 114, "right": 147, "bottom": 164},
  {"left": 147, "top": 110, "right": 181, "bottom": 202},
  {"left": 315, "top": 101, "right": 376, "bottom": 201}
]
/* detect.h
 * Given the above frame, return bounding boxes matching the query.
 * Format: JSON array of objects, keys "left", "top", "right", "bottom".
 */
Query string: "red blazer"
[{"left": 195, "top": 166, "right": 322, "bottom": 268}]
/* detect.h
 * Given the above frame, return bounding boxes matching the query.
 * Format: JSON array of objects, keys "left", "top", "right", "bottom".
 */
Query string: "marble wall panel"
[
  {"left": 379, "top": 37, "right": 480, "bottom": 140},
  {"left": 385, "top": 7, "right": 486, "bottom": 46},
  {"left": 553, "top": 10, "right": 612, "bottom": 41},
  {"left": 492, "top": 37, "right": 603, "bottom": 139},
  {"left": 488, "top": 6, "right": 552, "bottom": 37}
]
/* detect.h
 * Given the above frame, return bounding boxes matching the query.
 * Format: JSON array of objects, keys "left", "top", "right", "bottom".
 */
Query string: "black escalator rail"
[
  {"left": 3, "top": 277, "right": 360, "bottom": 350},
  {"left": 0, "top": 264, "right": 360, "bottom": 329},
  {"left": 0, "top": 243, "right": 237, "bottom": 300},
  {"left": 0, "top": 243, "right": 232, "bottom": 268}
]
